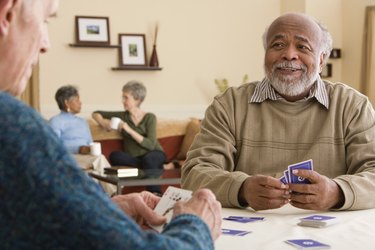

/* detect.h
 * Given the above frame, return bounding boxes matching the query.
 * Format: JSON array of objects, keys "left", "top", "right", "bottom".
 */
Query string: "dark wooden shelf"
[
  {"left": 69, "top": 43, "right": 120, "bottom": 48},
  {"left": 111, "top": 66, "right": 163, "bottom": 71}
]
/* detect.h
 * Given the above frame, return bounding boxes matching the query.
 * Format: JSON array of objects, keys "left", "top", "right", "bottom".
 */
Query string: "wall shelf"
[
  {"left": 111, "top": 66, "right": 162, "bottom": 71},
  {"left": 69, "top": 43, "right": 163, "bottom": 71},
  {"left": 69, "top": 43, "right": 120, "bottom": 48}
]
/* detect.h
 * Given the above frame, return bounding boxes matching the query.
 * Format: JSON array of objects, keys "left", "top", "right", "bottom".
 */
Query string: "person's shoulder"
[
  {"left": 0, "top": 93, "right": 51, "bottom": 134},
  {"left": 215, "top": 81, "right": 259, "bottom": 102},
  {"left": 324, "top": 80, "right": 368, "bottom": 101},
  {"left": 0, "top": 92, "right": 24, "bottom": 109},
  {"left": 49, "top": 112, "right": 63, "bottom": 122},
  {"left": 0, "top": 92, "right": 37, "bottom": 117},
  {"left": 144, "top": 112, "right": 157, "bottom": 120}
]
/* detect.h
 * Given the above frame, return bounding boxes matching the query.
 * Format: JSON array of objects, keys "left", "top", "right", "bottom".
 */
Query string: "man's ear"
[
  {"left": 0, "top": 0, "right": 16, "bottom": 36},
  {"left": 318, "top": 53, "right": 325, "bottom": 73}
]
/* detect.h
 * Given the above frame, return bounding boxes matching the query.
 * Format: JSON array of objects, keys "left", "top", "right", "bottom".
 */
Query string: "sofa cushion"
[
  {"left": 96, "top": 139, "right": 123, "bottom": 160},
  {"left": 158, "top": 135, "right": 184, "bottom": 162},
  {"left": 89, "top": 117, "right": 196, "bottom": 163},
  {"left": 176, "top": 118, "right": 201, "bottom": 160}
]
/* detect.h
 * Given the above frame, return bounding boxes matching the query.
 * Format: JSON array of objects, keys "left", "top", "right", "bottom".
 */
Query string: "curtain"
[
  {"left": 362, "top": 6, "right": 375, "bottom": 107},
  {"left": 19, "top": 63, "right": 40, "bottom": 112}
]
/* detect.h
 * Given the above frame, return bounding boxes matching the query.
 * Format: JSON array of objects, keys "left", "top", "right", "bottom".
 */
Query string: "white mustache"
[{"left": 273, "top": 62, "right": 306, "bottom": 72}]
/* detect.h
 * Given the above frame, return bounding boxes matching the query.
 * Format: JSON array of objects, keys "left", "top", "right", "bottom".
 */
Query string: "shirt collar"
[{"left": 249, "top": 77, "right": 329, "bottom": 109}]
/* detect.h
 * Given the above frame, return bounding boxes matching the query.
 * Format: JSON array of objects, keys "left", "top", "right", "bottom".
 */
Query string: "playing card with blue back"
[
  {"left": 223, "top": 216, "right": 265, "bottom": 223},
  {"left": 298, "top": 215, "right": 339, "bottom": 228},
  {"left": 221, "top": 228, "right": 251, "bottom": 236},
  {"left": 288, "top": 159, "right": 313, "bottom": 184},
  {"left": 285, "top": 239, "right": 331, "bottom": 249},
  {"left": 280, "top": 170, "right": 290, "bottom": 184},
  {"left": 300, "top": 215, "right": 336, "bottom": 222}
]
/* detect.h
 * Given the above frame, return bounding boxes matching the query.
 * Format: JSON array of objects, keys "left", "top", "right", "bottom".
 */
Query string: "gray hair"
[
  {"left": 262, "top": 14, "right": 333, "bottom": 66},
  {"left": 122, "top": 80, "right": 146, "bottom": 103},
  {"left": 55, "top": 85, "right": 79, "bottom": 111}
]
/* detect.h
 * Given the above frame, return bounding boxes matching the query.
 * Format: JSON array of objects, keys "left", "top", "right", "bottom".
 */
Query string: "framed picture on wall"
[
  {"left": 75, "top": 16, "right": 110, "bottom": 45},
  {"left": 320, "top": 63, "right": 332, "bottom": 78},
  {"left": 119, "top": 34, "right": 147, "bottom": 66}
]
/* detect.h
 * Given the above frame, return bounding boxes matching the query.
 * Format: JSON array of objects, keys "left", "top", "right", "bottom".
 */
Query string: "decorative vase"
[{"left": 149, "top": 45, "right": 159, "bottom": 67}]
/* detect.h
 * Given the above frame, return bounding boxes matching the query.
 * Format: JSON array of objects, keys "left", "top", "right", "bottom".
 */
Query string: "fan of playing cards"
[
  {"left": 279, "top": 159, "right": 313, "bottom": 184},
  {"left": 149, "top": 186, "right": 193, "bottom": 232}
]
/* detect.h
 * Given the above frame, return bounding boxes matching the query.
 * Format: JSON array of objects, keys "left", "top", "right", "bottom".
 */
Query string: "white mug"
[
  {"left": 110, "top": 117, "right": 122, "bottom": 130},
  {"left": 90, "top": 142, "right": 102, "bottom": 156}
]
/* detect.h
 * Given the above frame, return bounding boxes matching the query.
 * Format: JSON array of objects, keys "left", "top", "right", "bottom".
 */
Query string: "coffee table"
[{"left": 89, "top": 169, "right": 181, "bottom": 194}]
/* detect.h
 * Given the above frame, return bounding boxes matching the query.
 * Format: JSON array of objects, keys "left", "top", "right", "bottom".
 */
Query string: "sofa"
[{"left": 87, "top": 117, "right": 201, "bottom": 193}]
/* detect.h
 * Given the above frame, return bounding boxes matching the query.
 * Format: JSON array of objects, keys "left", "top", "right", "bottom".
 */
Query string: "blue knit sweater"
[{"left": 0, "top": 93, "right": 213, "bottom": 250}]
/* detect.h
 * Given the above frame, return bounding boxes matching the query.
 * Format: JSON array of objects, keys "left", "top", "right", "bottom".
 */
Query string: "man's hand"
[
  {"left": 288, "top": 169, "right": 344, "bottom": 210},
  {"left": 239, "top": 175, "right": 290, "bottom": 210},
  {"left": 112, "top": 191, "right": 166, "bottom": 228},
  {"left": 173, "top": 189, "right": 222, "bottom": 240}
]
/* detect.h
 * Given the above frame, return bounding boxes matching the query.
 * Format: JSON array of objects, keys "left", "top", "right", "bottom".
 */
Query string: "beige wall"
[
  {"left": 306, "top": 0, "right": 343, "bottom": 83},
  {"left": 342, "top": 0, "right": 375, "bottom": 91},
  {"left": 40, "top": 0, "right": 375, "bottom": 119},
  {"left": 41, "top": 0, "right": 281, "bottom": 119}
]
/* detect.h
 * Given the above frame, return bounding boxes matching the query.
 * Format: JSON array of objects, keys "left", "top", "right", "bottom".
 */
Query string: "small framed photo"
[
  {"left": 320, "top": 63, "right": 332, "bottom": 78},
  {"left": 75, "top": 16, "right": 110, "bottom": 45},
  {"left": 119, "top": 34, "right": 147, "bottom": 66},
  {"left": 329, "top": 48, "right": 341, "bottom": 59}
]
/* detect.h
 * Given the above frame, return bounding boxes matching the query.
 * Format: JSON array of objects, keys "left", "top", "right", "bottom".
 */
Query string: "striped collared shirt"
[{"left": 249, "top": 77, "right": 329, "bottom": 109}]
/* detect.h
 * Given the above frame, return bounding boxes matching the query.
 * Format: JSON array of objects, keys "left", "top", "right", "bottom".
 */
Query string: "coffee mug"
[
  {"left": 110, "top": 117, "right": 122, "bottom": 130},
  {"left": 90, "top": 142, "right": 102, "bottom": 156}
]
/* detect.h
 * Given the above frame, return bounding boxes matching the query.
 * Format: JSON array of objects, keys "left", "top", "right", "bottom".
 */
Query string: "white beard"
[{"left": 265, "top": 61, "right": 320, "bottom": 97}]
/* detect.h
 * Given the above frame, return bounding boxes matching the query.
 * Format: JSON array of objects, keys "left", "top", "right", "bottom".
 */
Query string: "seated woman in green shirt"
[{"left": 92, "top": 80, "right": 166, "bottom": 194}]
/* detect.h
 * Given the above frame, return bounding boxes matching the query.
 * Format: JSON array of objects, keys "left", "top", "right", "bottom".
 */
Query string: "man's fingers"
[
  {"left": 135, "top": 201, "right": 166, "bottom": 225},
  {"left": 292, "top": 169, "right": 320, "bottom": 183},
  {"left": 255, "top": 175, "right": 289, "bottom": 189}
]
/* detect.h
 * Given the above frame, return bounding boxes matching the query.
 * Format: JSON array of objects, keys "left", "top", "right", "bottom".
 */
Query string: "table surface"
[
  {"left": 89, "top": 170, "right": 181, "bottom": 194},
  {"left": 216, "top": 204, "right": 375, "bottom": 250}
]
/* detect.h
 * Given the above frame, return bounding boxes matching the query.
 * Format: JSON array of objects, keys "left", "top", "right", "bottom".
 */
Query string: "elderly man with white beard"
[{"left": 182, "top": 12, "right": 375, "bottom": 212}]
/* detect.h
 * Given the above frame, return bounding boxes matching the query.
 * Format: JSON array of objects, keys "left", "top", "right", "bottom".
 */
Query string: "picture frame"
[
  {"left": 119, "top": 34, "right": 147, "bottom": 66},
  {"left": 329, "top": 48, "right": 341, "bottom": 59},
  {"left": 75, "top": 16, "right": 110, "bottom": 45},
  {"left": 320, "top": 63, "right": 332, "bottom": 78}
]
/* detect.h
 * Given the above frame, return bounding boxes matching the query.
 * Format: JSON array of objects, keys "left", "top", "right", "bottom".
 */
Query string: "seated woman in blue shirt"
[{"left": 49, "top": 85, "right": 92, "bottom": 154}]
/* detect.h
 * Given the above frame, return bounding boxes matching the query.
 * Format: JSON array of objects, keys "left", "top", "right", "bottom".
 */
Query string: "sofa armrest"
[{"left": 88, "top": 118, "right": 122, "bottom": 141}]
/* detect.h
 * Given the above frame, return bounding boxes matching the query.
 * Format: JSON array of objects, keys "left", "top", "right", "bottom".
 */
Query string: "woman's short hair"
[
  {"left": 55, "top": 85, "right": 79, "bottom": 111},
  {"left": 122, "top": 80, "right": 147, "bottom": 102}
]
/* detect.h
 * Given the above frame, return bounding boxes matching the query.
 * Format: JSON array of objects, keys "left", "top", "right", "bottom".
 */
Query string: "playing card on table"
[
  {"left": 221, "top": 228, "right": 252, "bottom": 236},
  {"left": 285, "top": 239, "right": 331, "bottom": 249},
  {"left": 288, "top": 159, "right": 313, "bottom": 184},
  {"left": 298, "top": 215, "right": 339, "bottom": 228},
  {"left": 149, "top": 186, "right": 192, "bottom": 232},
  {"left": 223, "top": 216, "right": 265, "bottom": 223}
]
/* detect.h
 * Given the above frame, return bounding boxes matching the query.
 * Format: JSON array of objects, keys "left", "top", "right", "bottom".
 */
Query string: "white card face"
[{"left": 149, "top": 186, "right": 192, "bottom": 232}]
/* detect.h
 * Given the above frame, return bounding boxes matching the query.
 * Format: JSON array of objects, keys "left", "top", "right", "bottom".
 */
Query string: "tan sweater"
[{"left": 181, "top": 80, "right": 375, "bottom": 210}]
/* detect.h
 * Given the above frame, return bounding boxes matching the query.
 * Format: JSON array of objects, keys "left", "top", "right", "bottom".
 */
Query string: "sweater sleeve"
[
  {"left": 93, "top": 110, "right": 125, "bottom": 120},
  {"left": 333, "top": 97, "right": 375, "bottom": 210},
  {"left": 0, "top": 95, "right": 214, "bottom": 249},
  {"left": 139, "top": 113, "right": 159, "bottom": 151},
  {"left": 181, "top": 94, "right": 249, "bottom": 208}
]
